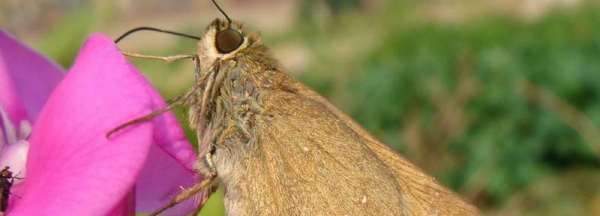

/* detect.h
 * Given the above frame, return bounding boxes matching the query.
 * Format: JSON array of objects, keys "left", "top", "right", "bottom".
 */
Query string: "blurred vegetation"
[
  {"left": 295, "top": 1, "right": 600, "bottom": 215},
  {"left": 3, "top": 0, "right": 600, "bottom": 215}
]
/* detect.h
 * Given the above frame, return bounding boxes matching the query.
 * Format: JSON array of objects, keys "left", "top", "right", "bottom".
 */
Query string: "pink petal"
[
  {"left": 135, "top": 143, "right": 200, "bottom": 215},
  {"left": 107, "top": 190, "right": 136, "bottom": 216},
  {"left": 0, "top": 140, "right": 29, "bottom": 177},
  {"left": 148, "top": 94, "right": 197, "bottom": 171},
  {"left": 135, "top": 65, "right": 201, "bottom": 215},
  {"left": 9, "top": 34, "right": 156, "bottom": 215},
  {"left": 0, "top": 30, "right": 64, "bottom": 124}
]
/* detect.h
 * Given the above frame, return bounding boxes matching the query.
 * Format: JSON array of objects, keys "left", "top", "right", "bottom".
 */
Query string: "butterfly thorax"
[{"left": 188, "top": 19, "right": 288, "bottom": 177}]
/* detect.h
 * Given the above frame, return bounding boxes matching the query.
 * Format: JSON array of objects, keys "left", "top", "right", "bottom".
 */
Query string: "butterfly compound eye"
[{"left": 215, "top": 28, "right": 243, "bottom": 53}]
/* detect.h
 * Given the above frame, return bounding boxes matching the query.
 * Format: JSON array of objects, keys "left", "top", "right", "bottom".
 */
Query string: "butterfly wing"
[
  {"left": 216, "top": 74, "right": 478, "bottom": 215},
  {"left": 289, "top": 80, "right": 480, "bottom": 215}
]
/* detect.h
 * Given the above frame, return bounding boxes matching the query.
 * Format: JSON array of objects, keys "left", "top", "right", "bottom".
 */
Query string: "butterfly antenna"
[
  {"left": 211, "top": 0, "right": 232, "bottom": 24},
  {"left": 115, "top": 27, "right": 201, "bottom": 43}
]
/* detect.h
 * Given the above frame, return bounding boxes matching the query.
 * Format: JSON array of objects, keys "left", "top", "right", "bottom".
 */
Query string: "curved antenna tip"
[{"left": 211, "top": 0, "right": 232, "bottom": 25}]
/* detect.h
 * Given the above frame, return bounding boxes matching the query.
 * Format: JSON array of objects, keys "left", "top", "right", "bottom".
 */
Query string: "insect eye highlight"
[{"left": 215, "top": 28, "right": 244, "bottom": 53}]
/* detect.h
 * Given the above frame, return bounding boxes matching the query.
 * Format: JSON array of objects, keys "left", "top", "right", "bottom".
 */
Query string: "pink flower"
[{"left": 0, "top": 31, "right": 202, "bottom": 215}]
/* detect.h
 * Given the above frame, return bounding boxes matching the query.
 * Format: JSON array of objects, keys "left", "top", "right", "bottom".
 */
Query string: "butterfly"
[{"left": 111, "top": 1, "right": 480, "bottom": 215}]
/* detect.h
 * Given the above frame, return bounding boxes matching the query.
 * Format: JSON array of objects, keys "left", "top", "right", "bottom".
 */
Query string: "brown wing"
[
  {"left": 287, "top": 79, "right": 480, "bottom": 215},
  {"left": 288, "top": 79, "right": 479, "bottom": 215},
  {"left": 221, "top": 75, "right": 478, "bottom": 215}
]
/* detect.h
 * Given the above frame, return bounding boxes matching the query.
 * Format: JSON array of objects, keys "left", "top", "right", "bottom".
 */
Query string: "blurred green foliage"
[
  {"left": 298, "top": 1, "right": 600, "bottom": 213},
  {"left": 36, "top": 7, "right": 95, "bottom": 67}
]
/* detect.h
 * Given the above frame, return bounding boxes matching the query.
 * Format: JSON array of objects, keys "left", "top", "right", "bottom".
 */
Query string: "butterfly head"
[{"left": 197, "top": 19, "right": 261, "bottom": 68}]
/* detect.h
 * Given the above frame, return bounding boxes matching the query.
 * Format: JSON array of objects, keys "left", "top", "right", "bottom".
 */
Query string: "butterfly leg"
[
  {"left": 121, "top": 51, "right": 202, "bottom": 80},
  {"left": 106, "top": 84, "right": 199, "bottom": 138},
  {"left": 105, "top": 105, "right": 173, "bottom": 138},
  {"left": 121, "top": 51, "right": 196, "bottom": 63},
  {"left": 192, "top": 185, "right": 219, "bottom": 215},
  {"left": 148, "top": 174, "right": 217, "bottom": 216},
  {"left": 105, "top": 53, "right": 205, "bottom": 138}
]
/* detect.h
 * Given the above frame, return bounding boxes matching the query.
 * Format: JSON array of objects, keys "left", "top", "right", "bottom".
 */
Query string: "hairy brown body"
[{"left": 181, "top": 19, "right": 480, "bottom": 216}]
